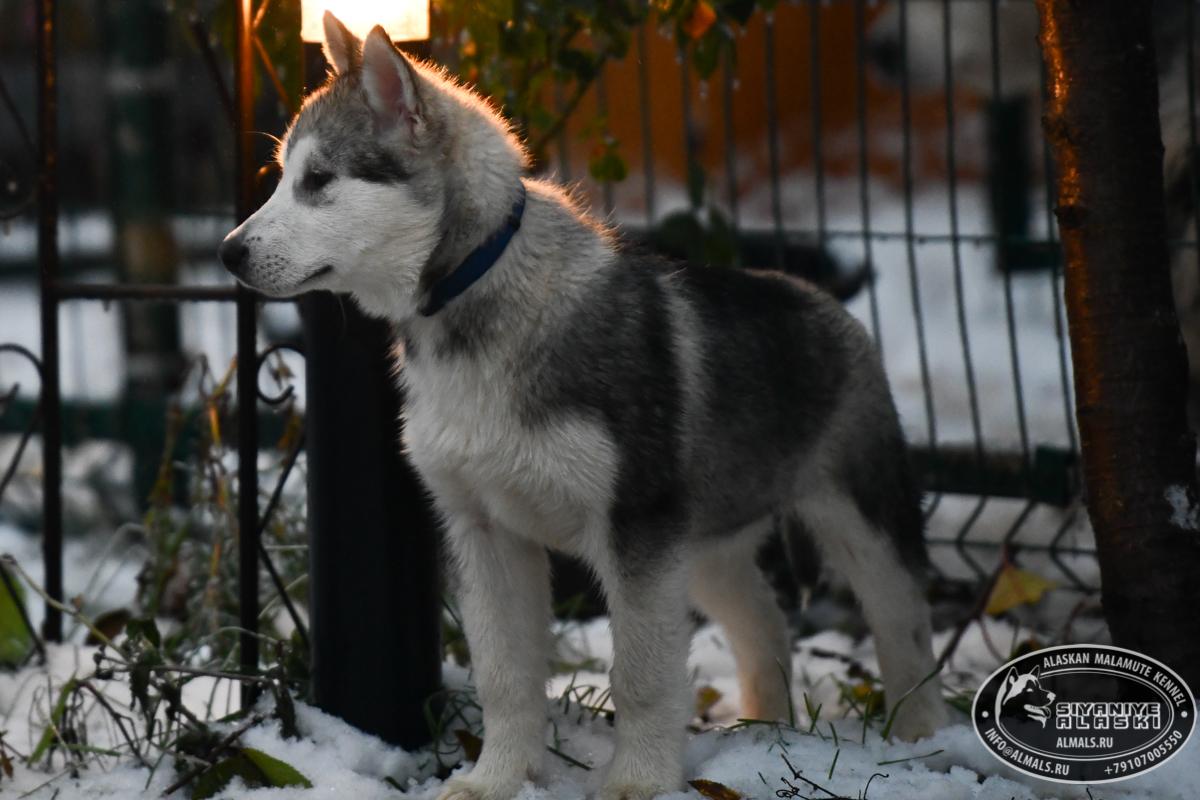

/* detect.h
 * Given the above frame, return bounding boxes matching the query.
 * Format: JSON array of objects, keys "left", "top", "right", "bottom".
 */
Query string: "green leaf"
[
  {"left": 30, "top": 677, "right": 77, "bottom": 763},
  {"left": 651, "top": 210, "right": 707, "bottom": 263},
  {"left": 691, "top": 27, "right": 727, "bottom": 79},
  {"left": 243, "top": 748, "right": 313, "bottom": 787},
  {"left": 703, "top": 206, "right": 738, "bottom": 266},
  {"left": 720, "top": 0, "right": 758, "bottom": 26},
  {"left": 557, "top": 48, "right": 600, "bottom": 82},
  {"left": 0, "top": 565, "right": 32, "bottom": 667},
  {"left": 192, "top": 747, "right": 312, "bottom": 799},
  {"left": 588, "top": 148, "right": 628, "bottom": 183},
  {"left": 126, "top": 616, "right": 161, "bottom": 648}
]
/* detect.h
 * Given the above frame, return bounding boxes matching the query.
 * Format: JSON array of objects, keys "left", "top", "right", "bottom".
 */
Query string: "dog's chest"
[{"left": 402, "top": 360, "right": 617, "bottom": 546}]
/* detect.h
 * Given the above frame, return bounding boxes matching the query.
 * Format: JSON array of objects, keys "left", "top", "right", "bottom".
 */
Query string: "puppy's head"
[{"left": 219, "top": 14, "right": 523, "bottom": 318}]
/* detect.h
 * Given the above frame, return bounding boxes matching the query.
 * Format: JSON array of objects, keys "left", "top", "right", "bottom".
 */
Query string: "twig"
[
  {"left": 254, "top": 429, "right": 310, "bottom": 650},
  {"left": 529, "top": 73, "right": 597, "bottom": 160},
  {"left": 546, "top": 745, "right": 591, "bottom": 770},
  {"left": 1, "top": 556, "right": 123, "bottom": 657},
  {"left": 77, "top": 680, "right": 148, "bottom": 769},
  {"left": 253, "top": 34, "right": 298, "bottom": 115}
]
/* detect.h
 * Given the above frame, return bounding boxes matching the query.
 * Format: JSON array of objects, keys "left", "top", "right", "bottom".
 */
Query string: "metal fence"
[{"left": 0, "top": 0, "right": 1117, "bottom": 718}]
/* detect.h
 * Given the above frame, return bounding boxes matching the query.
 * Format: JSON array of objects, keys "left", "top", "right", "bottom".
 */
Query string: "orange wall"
[{"left": 564, "top": 3, "right": 980, "bottom": 198}]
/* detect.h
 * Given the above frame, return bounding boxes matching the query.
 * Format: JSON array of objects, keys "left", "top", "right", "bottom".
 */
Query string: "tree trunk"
[{"left": 1036, "top": 0, "right": 1200, "bottom": 687}]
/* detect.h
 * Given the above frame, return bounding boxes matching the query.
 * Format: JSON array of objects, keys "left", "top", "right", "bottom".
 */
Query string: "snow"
[
  {"left": 1165, "top": 484, "right": 1200, "bottom": 532},
  {"left": 0, "top": 618, "right": 1195, "bottom": 799}
]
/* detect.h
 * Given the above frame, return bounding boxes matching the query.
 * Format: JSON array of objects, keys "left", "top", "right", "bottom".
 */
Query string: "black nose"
[
  {"left": 867, "top": 37, "right": 904, "bottom": 83},
  {"left": 219, "top": 234, "right": 249, "bottom": 275}
]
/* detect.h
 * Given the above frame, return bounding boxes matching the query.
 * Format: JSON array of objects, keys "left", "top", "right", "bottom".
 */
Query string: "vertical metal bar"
[
  {"left": 234, "top": 0, "right": 260, "bottom": 708},
  {"left": 637, "top": 25, "right": 656, "bottom": 226},
  {"left": 853, "top": 0, "right": 881, "bottom": 346},
  {"left": 554, "top": 81, "right": 572, "bottom": 183},
  {"left": 990, "top": 0, "right": 1031, "bottom": 468},
  {"left": 941, "top": 0, "right": 982, "bottom": 463},
  {"left": 595, "top": 71, "right": 615, "bottom": 216},
  {"left": 721, "top": 58, "right": 740, "bottom": 233},
  {"left": 679, "top": 48, "right": 697, "bottom": 210},
  {"left": 764, "top": 13, "right": 785, "bottom": 268},
  {"left": 943, "top": 0, "right": 989, "bottom": 579},
  {"left": 898, "top": 0, "right": 938, "bottom": 452},
  {"left": 808, "top": 0, "right": 826, "bottom": 253},
  {"left": 36, "top": 0, "right": 63, "bottom": 643},
  {"left": 1189, "top": 2, "right": 1199, "bottom": 257}
]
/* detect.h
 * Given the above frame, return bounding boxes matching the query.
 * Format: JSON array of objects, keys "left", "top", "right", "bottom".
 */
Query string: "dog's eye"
[{"left": 302, "top": 169, "right": 334, "bottom": 192}]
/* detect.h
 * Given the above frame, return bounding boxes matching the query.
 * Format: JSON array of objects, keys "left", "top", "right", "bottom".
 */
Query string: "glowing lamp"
[{"left": 300, "top": 0, "right": 430, "bottom": 43}]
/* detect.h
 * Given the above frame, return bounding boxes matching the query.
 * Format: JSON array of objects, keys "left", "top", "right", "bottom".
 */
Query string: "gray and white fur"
[{"left": 220, "top": 15, "right": 948, "bottom": 800}]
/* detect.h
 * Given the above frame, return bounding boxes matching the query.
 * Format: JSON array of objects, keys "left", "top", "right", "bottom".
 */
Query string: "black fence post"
[
  {"left": 35, "top": 0, "right": 63, "bottom": 643},
  {"left": 301, "top": 42, "right": 441, "bottom": 749},
  {"left": 234, "top": 0, "right": 260, "bottom": 708}
]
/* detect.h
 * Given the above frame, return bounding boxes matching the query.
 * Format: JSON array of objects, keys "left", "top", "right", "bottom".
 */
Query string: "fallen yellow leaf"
[
  {"left": 986, "top": 564, "right": 1056, "bottom": 616},
  {"left": 688, "top": 779, "right": 743, "bottom": 800},
  {"left": 695, "top": 685, "right": 723, "bottom": 718}
]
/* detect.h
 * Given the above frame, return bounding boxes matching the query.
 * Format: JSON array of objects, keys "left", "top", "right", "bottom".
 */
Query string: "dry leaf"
[
  {"left": 695, "top": 685, "right": 722, "bottom": 718},
  {"left": 688, "top": 779, "right": 743, "bottom": 800},
  {"left": 453, "top": 729, "right": 483, "bottom": 763},
  {"left": 986, "top": 564, "right": 1056, "bottom": 616},
  {"left": 682, "top": 1, "right": 717, "bottom": 40}
]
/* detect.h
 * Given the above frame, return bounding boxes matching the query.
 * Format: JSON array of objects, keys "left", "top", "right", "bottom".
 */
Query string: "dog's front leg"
[
  {"left": 597, "top": 548, "right": 692, "bottom": 800},
  {"left": 438, "top": 517, "right": 552, "bottom": 800}
]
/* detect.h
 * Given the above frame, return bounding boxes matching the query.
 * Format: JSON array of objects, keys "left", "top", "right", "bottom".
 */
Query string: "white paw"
[
  {"left": 887, "top": 697, "right": 949, "bottom": 742},
  {"left": 597, "top": 780, "right": 679, "bottom": 800},
  {"left": 435, "top": 774, "right": 525, "bottom": 800}
]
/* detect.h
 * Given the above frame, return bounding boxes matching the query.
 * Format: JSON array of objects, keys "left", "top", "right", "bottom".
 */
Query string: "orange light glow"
[{"left": 300, "top": 0, "right": 430, "bottom": 43}]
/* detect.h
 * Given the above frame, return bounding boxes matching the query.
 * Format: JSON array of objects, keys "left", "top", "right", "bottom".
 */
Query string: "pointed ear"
[
  {"left": 322, "top": 12, "right": 362, "bottom": 74},
  {"left": 361, "top": 25, "right": 424, "bottom": 131}
]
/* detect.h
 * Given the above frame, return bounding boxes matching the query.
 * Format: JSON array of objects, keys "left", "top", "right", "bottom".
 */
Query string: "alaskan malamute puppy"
[{"left": 221, "top": 14, "right": 947, "bottom": 799}]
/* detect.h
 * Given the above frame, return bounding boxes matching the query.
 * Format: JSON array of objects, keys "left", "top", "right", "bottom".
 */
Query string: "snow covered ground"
[{"left": 0, "top": 617, "right": 1195, "bottom": 799}]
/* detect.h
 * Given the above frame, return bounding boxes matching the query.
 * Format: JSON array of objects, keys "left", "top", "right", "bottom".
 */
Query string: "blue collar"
[{"left": 419, "top": 185, "right": 526, "bottom": 316}]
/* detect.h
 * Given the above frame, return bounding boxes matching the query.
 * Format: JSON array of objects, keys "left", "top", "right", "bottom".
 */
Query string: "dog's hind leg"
[
  {"left": 795, "top": 490, "right": 947, "bottom": 741},
  {"left": 594, "top": 541, "right": 692, "bottom": 800},
  {"left": 437, "top": 515, "right": 552, "bottom": 800},
  {"left": 689, "top": 520, "right": 794, "bottom": 722}
]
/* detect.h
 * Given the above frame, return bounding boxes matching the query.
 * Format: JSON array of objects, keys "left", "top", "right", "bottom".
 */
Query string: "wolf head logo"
[{"left": 996, "top": 665, "right": 1056, "bottom": 727}]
